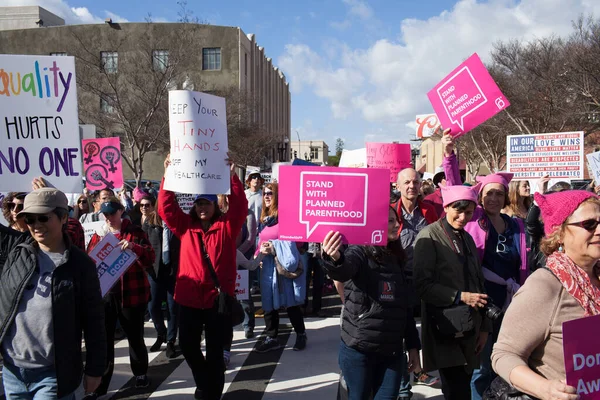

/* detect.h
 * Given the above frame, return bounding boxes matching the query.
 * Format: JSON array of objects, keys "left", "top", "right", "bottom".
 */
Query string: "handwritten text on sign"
[
  {"left": 236, "top": 269, "right": 249, "bottom": 301},
  {"left": 427, "top": 53, "right": 510, "bottom": 138},
  {"left": 563, "top": 314, "right": 600, "bottom": 399},
  {"left": 0, "top": 55, "right": 82, "bottom": 192},
  {"left": 506, "top": 132, "right": 584, "bottom": 180},
  {"left": 366, "top": 143, "right": 412, "bottom": 183},
  {"left": 82, "top": 137, "right": 123, "bottom": 190},
  {"left": 87, "top": 232, "right": 138, "bottom": 297},
  {"left": 164, "top": 91, "right": 229, "bottom": 195},
  {"left": 278, "top": 166, "right": 389, "bottom": 245}
]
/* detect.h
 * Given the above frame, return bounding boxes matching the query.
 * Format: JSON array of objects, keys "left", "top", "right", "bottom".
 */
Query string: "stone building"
[{"left": 290, "top": 140, "right": 329, "bottom": 165}]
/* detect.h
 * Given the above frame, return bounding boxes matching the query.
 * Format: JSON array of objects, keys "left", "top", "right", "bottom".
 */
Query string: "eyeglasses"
[
  {"left": 251, "top": 176, "right": 260, "bottom": 180},
  {"left": 263, "top": 191, "right": 273, "bottom": 197},
  {"left": 24, "top": 214, "right": 51, "bottom": 225},
  {"left": 10, "top": 203, "right": 23, "bottom": 212},
  {"left": 77, "top": 199, "right": 87, "bottom": 204},
  {"left": 496, "top": 234, "right": 507, "bottom": 253},
  {"left": 140, "top": 203, "right": 152, "bottom": 208},
  {"left": 566, "top": 218, "right": 600, "bottom": 232}
]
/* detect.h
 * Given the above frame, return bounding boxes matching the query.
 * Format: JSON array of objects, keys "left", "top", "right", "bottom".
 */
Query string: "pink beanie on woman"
[
  {"left": 133, "top": 187, "right": 146, "bottom": 203},
  {"left": 534, "top": 190, "right": 598, "bottom": 236},
  {"left": 475, "top": 172, "right": 514, "bottom": 193}
]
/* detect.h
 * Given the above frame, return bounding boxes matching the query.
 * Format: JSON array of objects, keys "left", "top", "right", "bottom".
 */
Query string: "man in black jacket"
[{"left": 0, "top": 188, "right": 106, "bottom": 399}]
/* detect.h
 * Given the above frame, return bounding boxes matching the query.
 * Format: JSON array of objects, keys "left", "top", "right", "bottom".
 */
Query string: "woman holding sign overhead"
[
  {"left": 490, "top": 190, "right": 600, "bottom": 400},
  {"left": 158, "top": 154, "right": 247, "bottom": 400}
]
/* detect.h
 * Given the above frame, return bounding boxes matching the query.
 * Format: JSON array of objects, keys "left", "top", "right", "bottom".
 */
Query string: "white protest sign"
[
  {"left": 175, "top": 193, "right": 196, "bottom": 213},
  {"left": 339, "top": 148, "right": 367, "bottom": 168},
  {"left": 271, "top": 162, "right": 292, "bottom": 181},
  {"left": 88, "top": 232, "right": 138, "bottom": 297},
  {"left": 260, "top": 172, "right": 272, "bottom": 184},
  {"left": 586, "top": 151, "right": 600, "bottom": 184},
  {"left": 82, "top": 220, "right": 105, "bottom": 247},
  {"left": 164, "top": 90, "right": 229, "bottom": 194},
  {"left": 0, "top": 55, "right": 82, "bottom": 193},
  {"left": 235, "top": 269, "right": 249, "bottom": 301}
]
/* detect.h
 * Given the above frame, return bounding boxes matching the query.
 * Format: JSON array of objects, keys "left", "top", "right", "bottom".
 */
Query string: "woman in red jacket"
[
  {"left": 158, "top": 155, "right": 247, "bottom": 400},
  {"left": 86, "top": 197, "right": 155, "bottom": 398}
]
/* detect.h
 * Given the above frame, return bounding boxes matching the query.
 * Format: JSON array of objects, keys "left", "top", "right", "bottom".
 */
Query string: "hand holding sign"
[{"left": 322, "top": 231, "right": 342, "bottom": 262}]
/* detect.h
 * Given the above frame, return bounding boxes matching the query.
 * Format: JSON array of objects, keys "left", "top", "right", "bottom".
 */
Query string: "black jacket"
[
  {"left": 323, "top": 245, "right": 420, "bottom": 356},
  {"left": 0, "top": 224, "right": 28, "bottom": 269},
  {"left": 0, "top": 236, "right": 106, "bottom": 398},
  {"left": 525, "top": 204, "right": 545, "bottom": 272}
]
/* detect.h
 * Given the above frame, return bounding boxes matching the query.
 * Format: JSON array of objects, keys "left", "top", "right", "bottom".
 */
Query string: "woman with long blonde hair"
[{"left": 503, "top": 180, "right": 532, "bottom": 220}]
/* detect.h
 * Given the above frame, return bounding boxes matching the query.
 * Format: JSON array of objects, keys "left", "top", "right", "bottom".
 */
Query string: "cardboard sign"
[
  {"left": 427, "top": 53, "right": 510, "bottom": 138},
  {"left": 235, "top": 269, "right": 249, "bottom": 301},
  {"left": 260, "top": 172, "right": 272, "bottom": 184},
  {"left": 278, "top": 166, "right": 389, "bottom": 245},
  {"left": 0, "top": 55, "right": 82, "bottom": 192},
  {"left": 164, "top": 91, "right": 229, "bottom": 195},
  {"left": 88, "top": 232, "right": 138, "bottom": 297},
  {"left": 366, "top": 143, "right": 412, "bottom": 183},
  {"left": 82, "top": 220, "right": 105, "bottom": 247},
  {"left": 82, "top": 137, "right": 124, "bottom": 191},
  {"left": 563, "top": 314, "right": 600, "bottom": 398},
  {"left": 506, "top": 132, "right": 584, "bottom": 180},
  {"left": 586, "top": 151, "right": 600, "bottom": 184},
  {"left": 339, "top": 148, "right": 367, "bottom": 168},
  {"left": 416, "top": 114, "right": 441, "bottom": 139}
]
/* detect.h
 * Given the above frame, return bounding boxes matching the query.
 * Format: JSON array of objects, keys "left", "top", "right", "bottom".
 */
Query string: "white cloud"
[
  {"left": 330, "top": 19, "right": 351, "bottom": 30},
  {"left": 343, "top": 0, "right": 373, "bottom": 20},
  {"left": 0, "top": 0, "right": 127, "bottom": 24}
]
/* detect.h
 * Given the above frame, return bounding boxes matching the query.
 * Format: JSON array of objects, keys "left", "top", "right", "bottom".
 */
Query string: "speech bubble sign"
[
  {"left": 427, "top": 53, "right": 510, "bottom": 137},
  {"left": 278, "top": 166, "right": 390, "bottom": 245}
]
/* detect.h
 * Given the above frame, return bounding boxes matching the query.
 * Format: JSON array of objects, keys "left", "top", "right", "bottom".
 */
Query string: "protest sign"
[
  {"left": 506, "top": 132, "right": 584, "bottom": 180},
  {"left": 164, "top": 91, "right": 229, "bottom": 195},
  {"left": 586, "top": 151, "right": 600, "bottom": 184},
  {"left": 271, "top": 162, "right": 292, "bottom": 181},
  {"left": 339, "top": 148, "right": 367, "bottom": 168},
  {"left": 87, "top": 232, "right": 138, "bottom": 297},
  {"left": 278, "top": 166, "right": 389, "bottom": 245},
  {"left": 416, "top": 114, "right": 441, "bottom": 139},
  {"left": 82, "top": 220, "right": 105, "bottom": 247},
  {"left": 366, "top": 143, "right": 412, "bottom": 183},
  {"left": 235, "top": 269, "right": 249, "bottom": 301},
  {"left": 260, "top": 172, "right": 272, "bottom": 183},
  {"left": 563, "top": 314, "right": 600, "bottom": 398},
  {"left": 175, "top": 192, "right": 196, "bottom": 213},
  {"left": 0, "top": 55, "right": 82, "bottom": 192},
  {"left": 82, "top": 137, "right": 123, "bottom": 191},
  {"left": 427, "top": 53, "right": 510, "bottom": 138}
]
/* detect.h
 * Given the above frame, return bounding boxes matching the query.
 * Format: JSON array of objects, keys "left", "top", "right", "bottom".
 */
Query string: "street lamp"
[{"left": 295, "top": 130, "right": 301, "bottom": 160}]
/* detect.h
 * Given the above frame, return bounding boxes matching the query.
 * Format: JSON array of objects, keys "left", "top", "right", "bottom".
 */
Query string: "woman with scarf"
[
  {"left": 441, "top": 131, "right": 528, "bottom": 399},
  {"left": 254, "top": 182, "right": 307, "bottom": 353},
  {"left": 490, "top": 190, "right": 600, "bottom": 400},
  {"left": 415, "top": 184, "right": 492, "bottom": 399}
]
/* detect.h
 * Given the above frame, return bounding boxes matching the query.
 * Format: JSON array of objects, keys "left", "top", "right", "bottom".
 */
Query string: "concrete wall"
[{"left": 0, "top": 6, "right": 65, "bottom": 31}]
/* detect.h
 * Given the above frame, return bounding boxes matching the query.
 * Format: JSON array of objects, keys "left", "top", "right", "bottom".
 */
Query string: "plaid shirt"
[
  {"left": 66, "top": 217, "right": 85, "bottom": 250},
  {"left": 87, "top": 219, "right": 154, "bottom": 308}
]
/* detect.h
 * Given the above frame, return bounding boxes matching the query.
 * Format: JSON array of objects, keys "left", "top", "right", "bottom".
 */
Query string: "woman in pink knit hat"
[
  {"left": 490, "top": 190, "right": 600, "bottom": 400},
  {"left": 440, "top": 130, "right": 528, "bottom": 399}
]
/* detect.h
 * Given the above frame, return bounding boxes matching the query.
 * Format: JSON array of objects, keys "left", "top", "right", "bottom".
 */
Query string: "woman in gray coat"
[{"left": 414, "top": 184, "right": 492, "bottom": 400}]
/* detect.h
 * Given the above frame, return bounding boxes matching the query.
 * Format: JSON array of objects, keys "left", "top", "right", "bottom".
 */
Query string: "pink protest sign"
[
  {"left": 563, "top": 314, "right": 600, "bottom": 398},
  {"left": 427, "top": 53, "right": 510, "bottom": 138},
  {"left": 366, "top": 143, "right": 412, "bottom": 183},
  {"left": 82, "top": 137, "right": 124, "bottom": 190},
  {"left": 278, "top": 166, "right": 390, "bottom": 245}
]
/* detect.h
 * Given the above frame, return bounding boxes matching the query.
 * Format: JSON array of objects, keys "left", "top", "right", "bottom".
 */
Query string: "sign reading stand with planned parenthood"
[
  {"left": 278, "top": 166, "right": 389, "bottom": 245},
  {"left": 506, "top": 132, "right": 584, "bottom": 180},
  {"left": 427, "top": 53, "right": 510, "bottom": 138},
  {"left": 164, "top": 90, "right": 230, "bottom": 195}
]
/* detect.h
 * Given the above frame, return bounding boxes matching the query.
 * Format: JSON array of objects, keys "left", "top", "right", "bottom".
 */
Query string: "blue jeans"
[
  {"left": 338, "top": 341, "right": 403, "bottom": 400},
  {"left": 2, "top": 363, "right": 75, "bottom": 400},
  {"left": 398, "top": 352, "right": 413, "bottom": 398},
  {"left": 241, "top": 298, "right": 255, "bottom": 331},
  {"left": 471, "top": 317, "right": 502, "bottom": 400},
  {"left": 147, "top": 272, "right": 179, "bottom": 342}
]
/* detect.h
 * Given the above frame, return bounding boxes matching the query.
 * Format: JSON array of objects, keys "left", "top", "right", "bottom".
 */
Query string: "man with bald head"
[{"left": 391, "top": 168, "right": 440, "bottom": 392}]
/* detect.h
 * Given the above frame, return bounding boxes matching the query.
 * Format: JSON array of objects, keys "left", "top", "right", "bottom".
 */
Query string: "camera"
[{"left": 482, "top": 301, "right": 502, "bottom": 321}]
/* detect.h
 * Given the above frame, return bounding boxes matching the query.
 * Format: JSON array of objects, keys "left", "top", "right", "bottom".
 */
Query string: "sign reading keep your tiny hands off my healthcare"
[
  {"left": 427, "top": 53, "right": 510, "bottom": 138},
  {"left": 0, "top": 54, "right": 82, "bottom": 192},
  {"left": 164, "top": 90, "right": 230, "bottom": 195},
  {"left": 278, "top": 166, "right": 390, "bottom": 246}
]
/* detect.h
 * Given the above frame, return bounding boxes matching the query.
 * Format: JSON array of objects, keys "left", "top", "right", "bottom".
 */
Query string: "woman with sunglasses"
[
  {"left": 73, "top": 194, "right": 91, "bottom": 220},
  {"left": 491, "top": 190, "right": 600, "bottom": 400},
  {"left": 86, "top": 197, "right": 155, "bottom": 398},
  {"left": 441, "top": 131, "right": 528, "bottom": 399},
  {"left": 2, "top": 192, "right": 28, "bottom": 232},
  {"left": 254, "top": 183, "right": 308, "bottom": 353}
]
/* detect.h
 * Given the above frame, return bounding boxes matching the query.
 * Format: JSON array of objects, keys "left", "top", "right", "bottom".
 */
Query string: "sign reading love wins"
[
  {"left": 81, "top": 137, "right": 123, "bottom": 190},
  {"left": 366, "top": 142, "right": 412, "bottom": 183},
  {"left": 164, "top": 90, "right": 230, "bottom": 195}
]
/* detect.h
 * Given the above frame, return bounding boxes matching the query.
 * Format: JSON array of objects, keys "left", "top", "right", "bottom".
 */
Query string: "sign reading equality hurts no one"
[
  {"left": 0, "top": 54, "right": 82, "bottom": 193},
  {"left": 506, "top": 132, "right": 584, "bottom": 180},
  {"left": 164, "top": 90, "right": 230, "bottom": 195},
  {"left": 278, "top": 166, "right": 390, "bottom": 245},
  {"left": 427, "top": 53, "right": 510, "bottom": 138},
  {"left": 563, "top": 314, "right": 600, "bottom": 399},
  {"left": 88, "top": 232, "right": 138, "bottom": 297}
]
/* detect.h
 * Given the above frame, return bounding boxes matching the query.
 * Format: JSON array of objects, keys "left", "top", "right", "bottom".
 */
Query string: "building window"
[
  {"left": 310, "top": 147, "right": 319, "bottom": 160},
  {"left": 152, "top": 50, "right": 169, "bottom": 72},
  {"left": 101, "top": 51, "right": 118, "bottom": 74},
  {"left": 244, "top": 53, "right": 248, "bottom": 76},
  {"left": 100, "top": 94, "right": 115, "bottom": 113},
  {"left": 50, "top": 52, "right": 67, "bottom": 56},
  {"left": 202, "top": 48, "right": 221, "bottom": 70}
]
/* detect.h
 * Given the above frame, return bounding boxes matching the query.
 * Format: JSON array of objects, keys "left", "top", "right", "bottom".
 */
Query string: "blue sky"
[{"left": 3, "top": 0, "right": 600, "bottom": 152}]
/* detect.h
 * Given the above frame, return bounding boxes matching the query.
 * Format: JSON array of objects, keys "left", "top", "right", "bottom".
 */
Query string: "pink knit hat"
[
  {"left": 441, "top": 183, "right": 482, "bottom": 207},
  {"left": 534, "top": 190, "right": 598, "bottom": 236},
  {"left": 133, "top": 187, "right": 146, "bottom": 203},
  {"left": 475, "top": 172, "right": 514, "bottom": 193}
]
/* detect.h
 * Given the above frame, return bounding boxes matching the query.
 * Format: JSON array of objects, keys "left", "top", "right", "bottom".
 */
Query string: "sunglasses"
[
  {"left": 496, "top": 234, "right": 507, "bottom": 253},
  {"left": 77, "top": 199, "right": 87, "bottom": 204},
  {"left": 140, "top": 203, "right": 152, "bottom": 208},
  {"left": 24, "top": 214, "right": 51, "bottom": 225},
  {"left": 566, "top": 218, "right": 600, "bottom": 232},
  {"left": 10, "top": 203, "right": 23, "bottom": 212},
  {"left": 263, "top": 191, "right": 273, "bottom": 197}
]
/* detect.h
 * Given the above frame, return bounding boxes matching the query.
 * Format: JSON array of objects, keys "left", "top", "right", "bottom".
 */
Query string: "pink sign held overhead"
[
  {"left": 366, "top": 142, "right": 412, "bottom": 183},
  {"left": 427, "top": 53, "right": 510, "bottom": 138},
  {"left": 278, "top": 166, "right": 390, "bottom": 245},
  {"left": 563, "top": 314, "right": 600, "bottom": 398},
  {"left": 82, "top": 137, "right": 124, "bottom": 190}
]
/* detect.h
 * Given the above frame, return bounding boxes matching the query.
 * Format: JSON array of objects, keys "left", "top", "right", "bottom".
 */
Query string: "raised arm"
[{"left": 441, "top": 131, "right": 463, "bottom": 186}]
